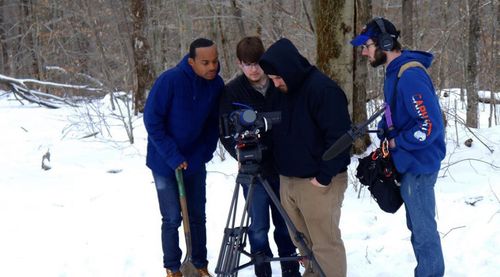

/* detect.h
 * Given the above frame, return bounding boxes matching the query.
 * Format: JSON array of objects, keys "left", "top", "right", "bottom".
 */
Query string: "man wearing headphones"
[{"left": 352, "top": 18, "right": 446, "bottom": 277}]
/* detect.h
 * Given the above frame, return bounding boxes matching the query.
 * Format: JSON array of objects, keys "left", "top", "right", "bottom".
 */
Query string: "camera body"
[{"left": 220, "top": 108, "right": 281, "bottom": 174}]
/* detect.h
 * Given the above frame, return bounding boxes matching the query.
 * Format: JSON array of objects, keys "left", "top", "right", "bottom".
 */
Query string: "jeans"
[
  {"left": 241, "top": 175, "right": 297, "bottom": 258},
  {"left": 400, "top": 171, "right": 445, "bottom": 277},
  {"left": 152, "top": 166, "right": 208, "bottom": 271}
]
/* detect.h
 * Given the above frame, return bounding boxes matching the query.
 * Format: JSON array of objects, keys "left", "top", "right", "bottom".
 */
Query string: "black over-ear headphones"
[{"left": 374, "top": 17, "right": 394, "bottom": 51}]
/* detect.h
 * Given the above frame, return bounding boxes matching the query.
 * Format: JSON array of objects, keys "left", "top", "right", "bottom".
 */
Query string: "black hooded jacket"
[
  {"left": 259, "top": 38, "right": 351, "bottom": 186},
  {"left": 219, "top": 74, "right": 278, "bottom": 178}
]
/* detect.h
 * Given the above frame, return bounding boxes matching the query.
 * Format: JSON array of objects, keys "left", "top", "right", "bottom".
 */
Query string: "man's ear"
[{"left": 188, "top": 57, "right": 195, "bottom": 67}]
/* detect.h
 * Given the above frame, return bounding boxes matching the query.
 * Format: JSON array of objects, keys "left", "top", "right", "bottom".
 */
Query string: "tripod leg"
[
  {"left": 215, "top": 180, "right": 255, "bottom": 276},
  {"left": 215, "top": 182, "right": 241, "bottom": 276},
  {"left": 257, "top": 175, "right": 326, "bottom": 277}
]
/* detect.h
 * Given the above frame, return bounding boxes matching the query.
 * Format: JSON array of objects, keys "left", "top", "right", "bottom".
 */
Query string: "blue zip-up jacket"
[
  {"left": 259, "top": 38, "right": 351, "bottom": 186},
  {"left": 379, "top": 50, "right": 446, "bottom": 174},
  {"left": 144, "top": 55, "right": 224, "bottom": 177}
]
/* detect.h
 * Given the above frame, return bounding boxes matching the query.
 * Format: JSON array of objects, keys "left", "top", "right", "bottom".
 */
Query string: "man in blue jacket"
[
  {"left": 352, "top": 17, "right": 446, "bottom": 277},
  {"left": 259, "top": 38, "right": 352, "bottom": 277},
  {"left": 144, "top": 38, "right": 223, "bottom": 277},
  {"left": 219, "top": 36, "right": 300, "bottom": 277}
]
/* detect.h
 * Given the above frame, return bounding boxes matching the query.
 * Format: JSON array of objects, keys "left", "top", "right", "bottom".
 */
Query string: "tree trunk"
[
  {"left": 0, "top": 0, "right": 9, "bottom": 75},
  {"left": 437, "top": 0, "right": 449, "bottom": 94},
  {"left": 402, "top": 0, "right": 414, "bottom": 48},
  {"left": 351, "top": 0, "right": 372, "bottom": 154},
  {"left": 230, "top": 0, "right": 246, "bottom": 39},
  {"left": 312, "top": 0, "right": 354, "bottom": 116},
  {"left": 488, "top": 0, "right": 499, "bottom": 127},
  {"left": 175, "top": 0, "right": 192, "bottom": 57},
  {"left": 272, "top": 0, "right": 284, "bottom": 38},
  {"left": 21, "top": 0, "right": 41, "bottom": 80},
  {"left": 131, "top": 0, "right": 154, "bottom": 114},
  {"left": 466, "top": 0, "right": 480, "bottom": 128}
]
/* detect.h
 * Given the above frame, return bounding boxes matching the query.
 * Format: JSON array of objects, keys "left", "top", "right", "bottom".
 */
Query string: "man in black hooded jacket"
[{"left": 259, "top": 38, "right": 351, "bottom": 277}]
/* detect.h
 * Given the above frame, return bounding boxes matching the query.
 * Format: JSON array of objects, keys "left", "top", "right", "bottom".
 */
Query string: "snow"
[{"left": 0, "top": 89, "right": 499, "bottom": 277}]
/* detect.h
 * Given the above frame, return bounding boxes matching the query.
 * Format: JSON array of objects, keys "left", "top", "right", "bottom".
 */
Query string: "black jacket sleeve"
[
  {"left": 312, "top": 84, "right": 352, "bottom": 185},
  {"left": 219, "top": 86, "right": 238, "bottom": 160}
]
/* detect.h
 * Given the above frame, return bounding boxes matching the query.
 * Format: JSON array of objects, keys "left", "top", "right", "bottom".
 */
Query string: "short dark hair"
[
  {"left": 189, "top": 38, "right": 215, "bottom": 59},
  {"left": 236, "top": 36, "right": 265, "bottom": 63}
]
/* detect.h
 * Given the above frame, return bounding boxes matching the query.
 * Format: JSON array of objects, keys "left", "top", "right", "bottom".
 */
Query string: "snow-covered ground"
[{"left": 0, "top": 89, "right": 498, "bottom": 276}]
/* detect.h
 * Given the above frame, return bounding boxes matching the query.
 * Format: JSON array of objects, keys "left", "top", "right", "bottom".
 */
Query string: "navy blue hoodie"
[
  {"left": 378, "top": 50, "right": 446, "bottom": 173},
  {"left": 259, "top": 38, "right": 351, "bottom": 186},
  {"left": 144, "top": 55, "right": 223, "bottom": 177}
]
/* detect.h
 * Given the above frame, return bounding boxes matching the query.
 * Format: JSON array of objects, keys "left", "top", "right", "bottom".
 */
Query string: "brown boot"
[
  {"left": 196, "top": 267, "right": 213, "bottom": 277},
  {"left": 166, "top": 269, "right": 183, "bottom": 277}
]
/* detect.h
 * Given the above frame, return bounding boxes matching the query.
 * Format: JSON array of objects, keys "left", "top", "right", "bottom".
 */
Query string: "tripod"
[{"left": 214, "top": 171, "right": 326, "bottom": 277}]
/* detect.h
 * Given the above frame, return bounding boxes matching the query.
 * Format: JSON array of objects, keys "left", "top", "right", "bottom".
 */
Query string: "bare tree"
[
  {"left": 131, "top": 0, "right": 154, "bottom": 114},
  {"left": 436, "top": 0, "right": 450, "bottom": 94},
  {"left": 488, "top": 0, "right": 499, "bottom": 127},
  {"left": 20, "top": 0, "right": 42, "bottom": 80},
  {"left": 402, "top": 0, "right": 414, "bottom": 48},
  {"left": 351, "top": 0, "right": 372, "bottom": 154},
  {"left": 312, "top": 0, "right": 354, "bottom": 113},
  {"left": 0, "top": 0, "right": 498, "bottom": 142},
  {"left": 466, "top": 0, "right": 480, "bottom": 128},
  {"left": 0, "top": 0, "right": 9, "bottom": 75},
  {"left": 230, "top": 0, "right": 246, "bottom": 38},
  {"left": 272, "top": 0, "right": 284, "bottom": 38}
]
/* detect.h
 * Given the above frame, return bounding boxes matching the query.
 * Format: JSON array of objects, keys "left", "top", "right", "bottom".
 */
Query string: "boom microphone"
[
  {"left": 322, "top": 131, "right": 355, "bottom": 161},
  {"left": 322, "top": 106, "right": 387, "bottom": 161}
]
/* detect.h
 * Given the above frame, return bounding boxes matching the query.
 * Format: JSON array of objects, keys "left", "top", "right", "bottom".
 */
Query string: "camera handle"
[{"left": 215, "top": 173, "right": 326, "bottom": 277}]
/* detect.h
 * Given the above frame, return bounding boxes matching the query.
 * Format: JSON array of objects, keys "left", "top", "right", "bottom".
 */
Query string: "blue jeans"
[
  {"left": 152, "top": 166, "right": 208, "bottom": 271},
  {"left": 400, "top": 171, "right": 445, "bottom": 277},
  {"left": 241, "top": 175, "right": 297, "bottom": 258}
]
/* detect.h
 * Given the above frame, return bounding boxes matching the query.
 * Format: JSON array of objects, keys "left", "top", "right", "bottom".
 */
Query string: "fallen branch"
[
  {"left": 488, "top": 210, "right": 499, "bottom": 223},
  {"left": 442, "top": 225, "right": 466, "bottom": 238},
  {"left": 444, "top": 110, "right": 495, "bottom": 153},
  {"left": 0, "top": 73, "right": 102, "bottom": 109},
  {"left": 440, "top": 158, "right": 500, "bottom": 171},
  {"left": 207, "top": 170, "right": 237, "bottom": 178},
  {"left": 491, "top": 184, "right": 500, "bottom": 204},
  {"left": 365, "top": 246, "right": 371, "bottom": 265}
]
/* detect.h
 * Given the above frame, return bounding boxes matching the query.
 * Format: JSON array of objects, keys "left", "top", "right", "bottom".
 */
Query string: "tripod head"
[{"left": 220, "top": 107, "right": 281, "bottom": 175}]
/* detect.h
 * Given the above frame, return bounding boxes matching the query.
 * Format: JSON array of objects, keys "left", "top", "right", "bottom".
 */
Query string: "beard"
[{"left": 370, "top": 48, "right": 387, "bottom": 68}]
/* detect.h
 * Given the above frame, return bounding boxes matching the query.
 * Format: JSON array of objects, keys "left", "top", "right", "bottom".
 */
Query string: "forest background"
[{"left": 0, "top": 0, "right": 498, "bottom": 151}]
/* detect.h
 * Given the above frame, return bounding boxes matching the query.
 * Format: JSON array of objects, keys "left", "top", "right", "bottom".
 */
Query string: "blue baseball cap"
[{"left": 351, "top": 17, "right": 399, "bottom": 47}]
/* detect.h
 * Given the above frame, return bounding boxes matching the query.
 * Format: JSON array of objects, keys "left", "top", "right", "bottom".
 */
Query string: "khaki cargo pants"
[{"left": 279, "top": 172, "right": 348, "bottom": 277}]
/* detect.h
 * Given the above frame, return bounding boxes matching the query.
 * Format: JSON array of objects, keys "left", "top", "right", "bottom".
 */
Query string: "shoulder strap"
[
  {"left": 397, "top": 61, "right": 428, "bottom": 78},
  {"left": 386, "top": 61, "right": 428, "bottom": 134},
  {"left": 393, "top": 61, "right": 429, "bottom": 105}
]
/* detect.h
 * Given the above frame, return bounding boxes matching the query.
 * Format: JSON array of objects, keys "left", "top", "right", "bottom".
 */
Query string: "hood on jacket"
[
  {"left": 259, "top": 38, "right": 313, "bottom": 92},
  {"left": 178, "top": 54, "right": 222, "bottom": 81},
  {"left": 387, "top": 50, "right": 434, "bottom": 75}
]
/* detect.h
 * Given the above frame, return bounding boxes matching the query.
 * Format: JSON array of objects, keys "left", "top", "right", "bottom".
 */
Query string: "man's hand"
[
  {"left": 389, "top": 138, "right": 396, "bottom": 149},
  {"left": 177, "top": 161, "right": 188, "bottom": 170},
  {"left": 310, "top": 177, "right": 327, "bottom": 188}
]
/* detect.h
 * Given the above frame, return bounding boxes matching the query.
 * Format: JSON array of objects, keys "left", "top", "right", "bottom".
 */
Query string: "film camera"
[{"left": 220, "top": 108, "right": 280, "bottom": 174}]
